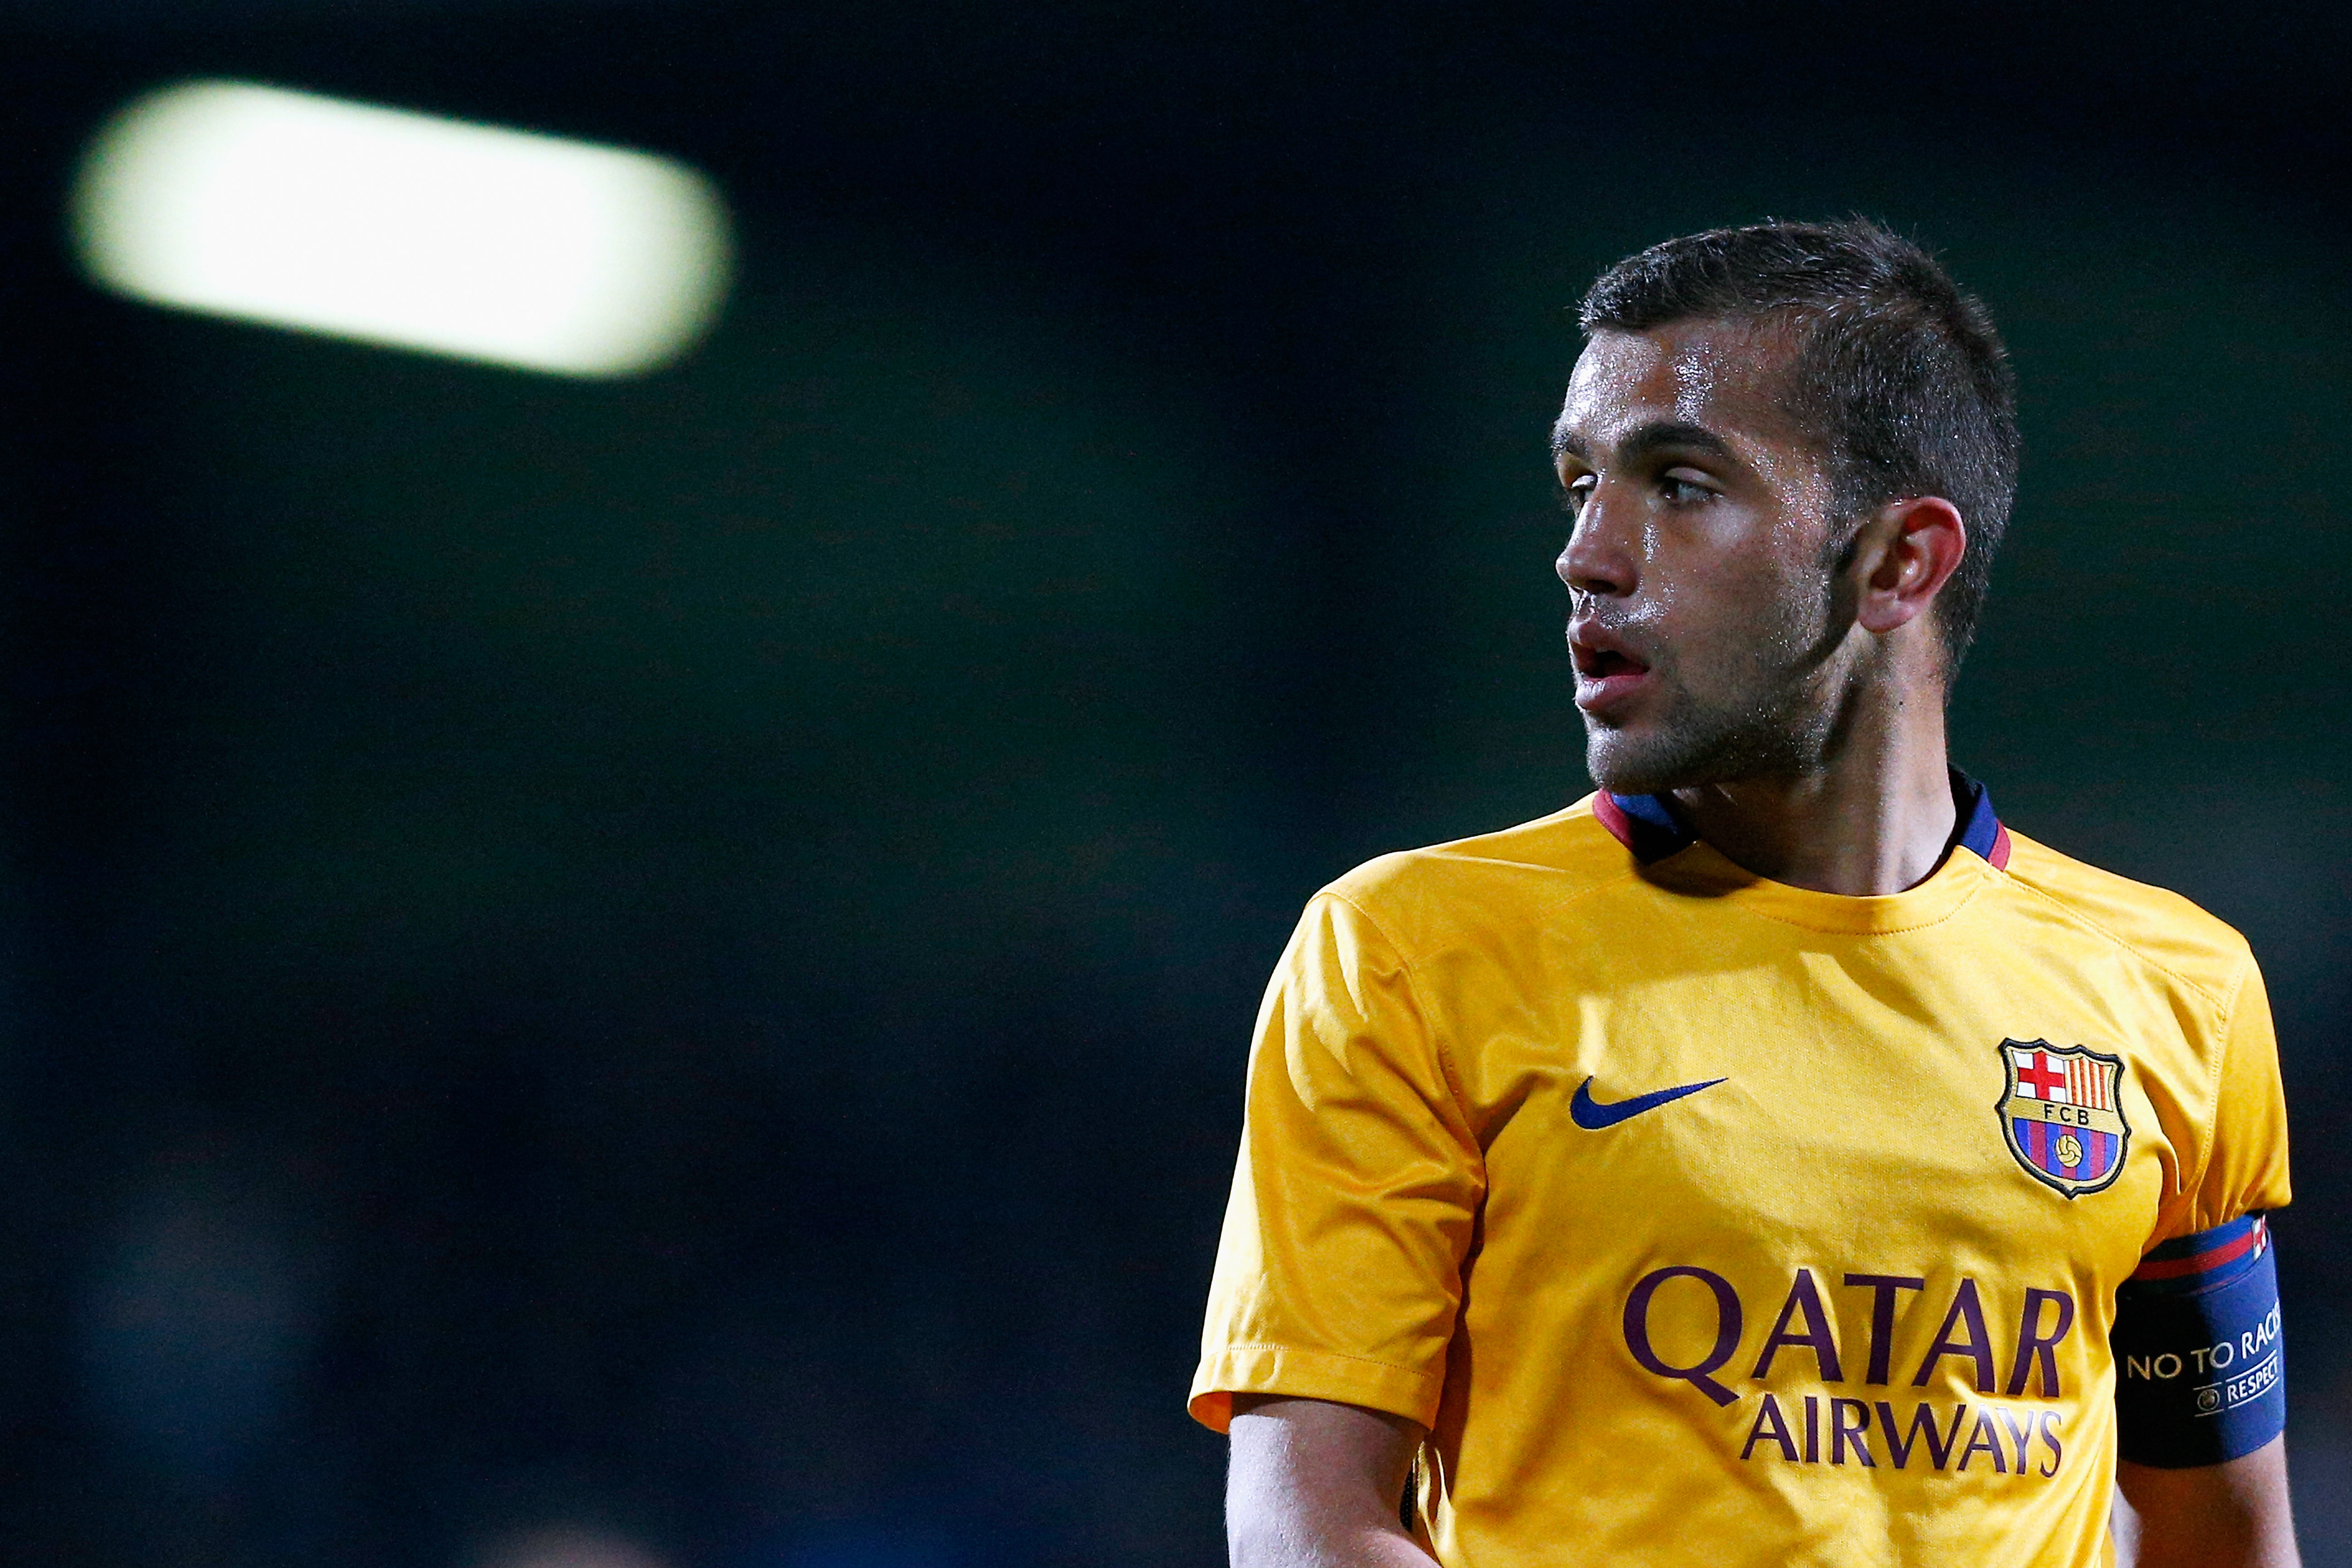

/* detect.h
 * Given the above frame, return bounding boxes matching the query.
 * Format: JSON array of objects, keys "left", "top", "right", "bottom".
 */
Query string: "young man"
[{"left": 1190, "top": 221, "right": 2298, "bottom": 1567}]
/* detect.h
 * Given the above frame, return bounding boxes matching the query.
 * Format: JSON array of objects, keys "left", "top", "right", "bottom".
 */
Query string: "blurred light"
[
  {"left": 476, "top": 1527, "right": 673, "bottom": 1568},
  {"left": 69, "top": 81, "right": 732, "bottom": 377}
]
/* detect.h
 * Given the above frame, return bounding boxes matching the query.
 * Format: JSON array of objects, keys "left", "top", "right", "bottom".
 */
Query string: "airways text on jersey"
[{"left": 1623, "top": 1264, "right": 2080, "bottom": 1477}]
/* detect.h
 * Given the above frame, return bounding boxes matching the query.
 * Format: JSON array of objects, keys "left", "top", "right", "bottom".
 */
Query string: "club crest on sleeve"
[{"left": 1995, "top": 1039, "right": 2130, "bottom": 1198}]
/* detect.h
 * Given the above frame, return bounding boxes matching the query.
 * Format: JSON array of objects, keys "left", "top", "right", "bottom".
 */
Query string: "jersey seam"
[
  {"left": 1995, "top": 869, "right": 2236, "bottom": 1015},
  {"left": 1210, "top": 1339, "right": 1436, "bottom": 1378},
  {"left": 1720, "top": 863, "right": 1991, "bottom": 934},
  {"left": 1321, "top": 889, "right": 1484, "bottom": 1130},
  {"left": 2177, "top": 951, "right": 2254, "bottom": 1234},
  {"left": 1326, "top": 828, "right": 1652, "bottom": 968}
]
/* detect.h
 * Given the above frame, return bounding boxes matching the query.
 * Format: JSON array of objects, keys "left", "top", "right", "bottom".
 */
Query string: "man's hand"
[
  {"left": 1227, "top": 1395, "right": 1440, "bottom": 1568},
  {"left": 2116, "top": 1435, "right": 2301, "bottom": 1568}
]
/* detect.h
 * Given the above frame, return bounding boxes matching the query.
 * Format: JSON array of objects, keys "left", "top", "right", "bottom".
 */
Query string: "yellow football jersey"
[{"left": 1191, "top": 783, "right": 2291, "bottom": 1568}]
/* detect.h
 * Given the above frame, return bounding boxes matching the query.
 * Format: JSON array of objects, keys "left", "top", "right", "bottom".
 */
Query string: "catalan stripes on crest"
[
  {"left": 2065, "top": 1055, "right": 2112, "bottom": 1111},
  {"left": 1995, "top": 1039, "right": 2131, "bottom": 1199}
]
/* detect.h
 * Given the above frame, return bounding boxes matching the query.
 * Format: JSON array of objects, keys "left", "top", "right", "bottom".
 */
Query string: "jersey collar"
[{"left": 1593, "top": 767, "right": 2012, "bottom": 872}]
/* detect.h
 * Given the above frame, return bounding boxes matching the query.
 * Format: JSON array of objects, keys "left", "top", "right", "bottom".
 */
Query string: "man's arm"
[
  {"left": 2115, "top": 1436, "right": 2301, "bottom": 1568},
  {"left": 1227, "top": 1395, "right": 1439, "bottom": 1568}
]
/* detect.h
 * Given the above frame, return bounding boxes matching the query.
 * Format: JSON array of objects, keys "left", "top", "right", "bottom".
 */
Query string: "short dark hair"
[{"left": 1578, "top": 218, "right": 2019, "bottom": 670}]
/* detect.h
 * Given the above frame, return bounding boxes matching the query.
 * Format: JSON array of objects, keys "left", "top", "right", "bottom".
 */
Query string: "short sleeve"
[
  {"left": 1188, "top": 892, "right": 1485, "bottom": 1434},
  {"left": 2167, "top": 954, "right": 2293, "bottom": 1240}
]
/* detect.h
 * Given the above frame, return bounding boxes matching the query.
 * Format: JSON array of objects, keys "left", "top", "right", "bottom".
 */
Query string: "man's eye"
[
  {"left": 1661, "top": 475, "right": 1713, "bottom": 505},
  {"left": 1562, "top": 476, "right": 1597, "bottom": 514}
]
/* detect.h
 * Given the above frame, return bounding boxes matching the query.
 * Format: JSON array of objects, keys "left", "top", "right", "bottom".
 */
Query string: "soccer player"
[{"left": 1191, "top": 220, "right": 2298, "bottom": 1567}]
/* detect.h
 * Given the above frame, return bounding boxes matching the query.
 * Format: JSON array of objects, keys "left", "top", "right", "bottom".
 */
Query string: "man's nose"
[{"left": 1557, "top": 488, "right": 1637, "bottom": 598}]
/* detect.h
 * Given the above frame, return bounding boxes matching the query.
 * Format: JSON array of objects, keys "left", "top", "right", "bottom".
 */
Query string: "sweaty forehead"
[{"left": 1555, "top": 319, "right": 1807, "bottom": 456}]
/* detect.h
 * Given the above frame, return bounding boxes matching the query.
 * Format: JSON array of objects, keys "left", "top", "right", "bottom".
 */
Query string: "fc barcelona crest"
[{"left": 1996, "top": 1039, "right": 2130, "bottom": 1198}]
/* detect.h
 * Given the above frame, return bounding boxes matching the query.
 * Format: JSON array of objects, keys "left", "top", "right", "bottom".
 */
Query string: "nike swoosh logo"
[{"left": 1569, "top": 1074, "right": 1726, "bottom": 1130}]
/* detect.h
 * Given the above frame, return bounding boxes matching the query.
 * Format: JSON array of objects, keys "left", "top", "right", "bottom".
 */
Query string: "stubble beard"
[{"left": 1580, "top": 585, "right": 1842, "bottom": 799}]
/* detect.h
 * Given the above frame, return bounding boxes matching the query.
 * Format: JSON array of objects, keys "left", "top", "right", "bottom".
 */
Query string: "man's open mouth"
[{"left": 1575, "top": 646, "right": 1648, "bottom": 680}]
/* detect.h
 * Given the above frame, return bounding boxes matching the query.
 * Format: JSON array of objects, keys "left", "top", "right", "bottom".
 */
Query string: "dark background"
[{"left": 1, "top": 3, "right": 2347, "bottom": 1563}]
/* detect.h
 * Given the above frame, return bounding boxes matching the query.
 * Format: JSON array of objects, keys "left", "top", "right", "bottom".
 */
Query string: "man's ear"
[{"left": 1854, "top": 496, "right": 1967, "bottom": 636}]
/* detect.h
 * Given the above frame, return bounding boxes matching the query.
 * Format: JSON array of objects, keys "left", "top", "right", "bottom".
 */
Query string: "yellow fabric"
[{"left": 1192, "top": 794, "right": 2292, "bottom": 1568}]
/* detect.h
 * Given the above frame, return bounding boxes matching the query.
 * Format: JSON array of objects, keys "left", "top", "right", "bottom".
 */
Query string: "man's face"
[{"left": 1553, "top": 319, "right": 1854, "bottom": 796}]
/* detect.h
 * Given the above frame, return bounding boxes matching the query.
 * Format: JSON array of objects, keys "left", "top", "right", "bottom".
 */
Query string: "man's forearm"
[
  {"left": 2116, "top": 1436, "right": 2300, "bottom": 1568},
  {"left": 1227, "top": 1397, "right": 1441, "bottom": 1568},
  {"left": 1228, "top": 1509, "right": 1439, "bottom": 1568}
]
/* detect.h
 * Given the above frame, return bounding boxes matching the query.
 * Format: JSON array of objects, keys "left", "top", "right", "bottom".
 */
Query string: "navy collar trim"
[{"left": 1593, "top": 768, "right": 2012, "bottom": 872}]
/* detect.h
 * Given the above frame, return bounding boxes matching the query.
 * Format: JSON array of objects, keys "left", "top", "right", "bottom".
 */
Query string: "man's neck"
[{"left": 1665, "top": 706, "right": 1959, "bottom": 897}]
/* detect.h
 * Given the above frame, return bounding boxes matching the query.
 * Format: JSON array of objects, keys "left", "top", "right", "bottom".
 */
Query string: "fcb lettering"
[{"left": 1995, "top": 1039, "right": 2130, "bottom": 1197}]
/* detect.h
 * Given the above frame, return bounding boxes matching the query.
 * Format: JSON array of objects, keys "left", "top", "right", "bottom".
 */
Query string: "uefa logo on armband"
[{"left": 1995, "top": 1039, "right": 2131, "bottom": 1198}]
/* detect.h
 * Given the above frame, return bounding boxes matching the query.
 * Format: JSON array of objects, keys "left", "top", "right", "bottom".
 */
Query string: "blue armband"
[{"left": 2112, "top": 1214, "right": 2285, "bottom": 1467}]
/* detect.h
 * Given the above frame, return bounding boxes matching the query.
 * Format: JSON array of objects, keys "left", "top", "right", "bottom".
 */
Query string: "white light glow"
[{"left": 71, "top": 81, "right": 732, "bottom": 377}]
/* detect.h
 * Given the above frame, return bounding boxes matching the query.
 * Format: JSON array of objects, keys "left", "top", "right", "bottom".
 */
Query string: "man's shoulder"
[
  {"left": 1317, "top": 794, "right": 1634, "bottom": 954},
  {"left": 1997, "top": 827, "right": 2254, "bottom": 1003}
]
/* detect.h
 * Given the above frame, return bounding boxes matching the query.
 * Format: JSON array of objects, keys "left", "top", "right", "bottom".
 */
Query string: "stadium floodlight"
[{"left": 69, "top": 81, "right": 733, "bottom": 378}]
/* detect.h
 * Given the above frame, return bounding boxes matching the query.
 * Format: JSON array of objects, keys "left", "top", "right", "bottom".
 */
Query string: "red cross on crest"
[
  {"left": 1995, "top": 1038, "right": 2131, "bottom": 1198},
  {"left": 2014, "top": 1050, "right": 2068, "bottom": 1100}
]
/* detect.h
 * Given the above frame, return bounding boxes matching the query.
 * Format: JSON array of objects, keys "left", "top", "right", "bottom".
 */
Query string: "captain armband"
[{"left": 2112, "top": 1214, "right": 2285, "bottom": 1467}]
